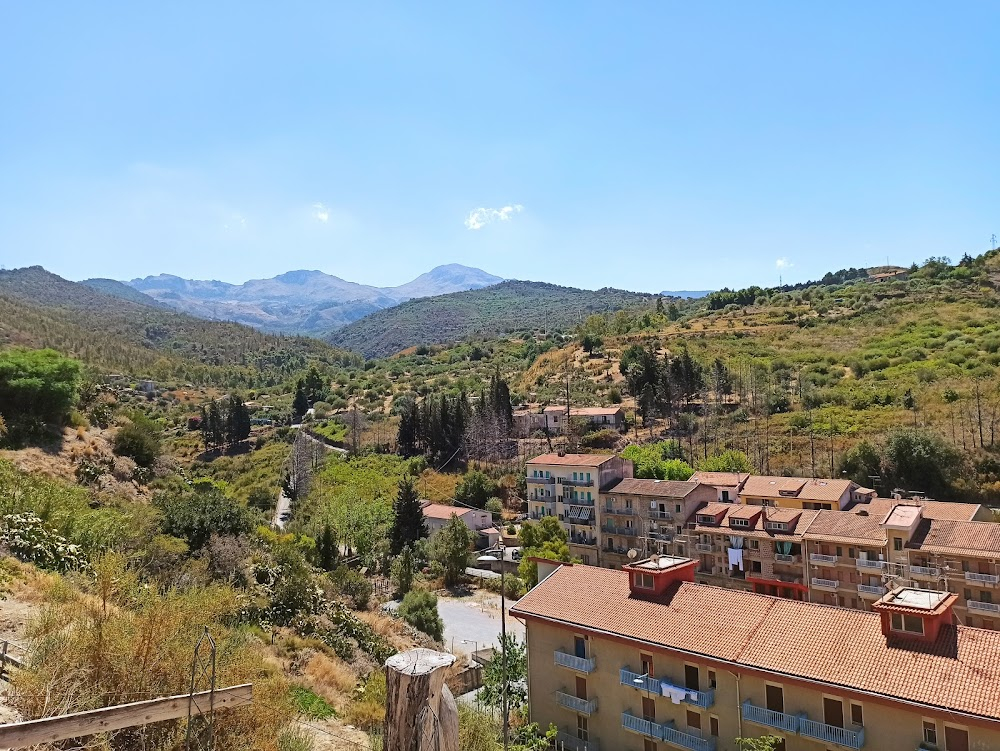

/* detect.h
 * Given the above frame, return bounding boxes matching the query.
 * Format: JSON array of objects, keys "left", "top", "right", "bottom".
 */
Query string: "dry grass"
[{"left": 303, "top": 652, "right": 357, "bottom": 710}]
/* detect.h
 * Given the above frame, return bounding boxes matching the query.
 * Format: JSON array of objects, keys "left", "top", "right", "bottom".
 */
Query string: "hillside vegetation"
[
  {"left": 0, "top": 267, "right": 359, "bottom": 387},
  {"left": 328, "top": 280, "right": 658, "bottom": 357}
]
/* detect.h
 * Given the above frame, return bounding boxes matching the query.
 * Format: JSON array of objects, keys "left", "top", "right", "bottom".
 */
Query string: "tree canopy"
[{"left": 0, "top": 348, "right": 81, "bottom": 428}]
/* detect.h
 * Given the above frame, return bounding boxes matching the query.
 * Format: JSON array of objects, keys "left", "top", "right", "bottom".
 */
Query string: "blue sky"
[{"left": 1, "top": 3, "right": 997, "bottom": 292}]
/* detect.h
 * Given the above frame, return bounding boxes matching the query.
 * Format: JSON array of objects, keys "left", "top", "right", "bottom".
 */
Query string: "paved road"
[
  {"left": 437, "top": 593, "right": 525, "bottom": 655},
  {"left": 272, "top": 489, "right": 292, "bottom": 529}
]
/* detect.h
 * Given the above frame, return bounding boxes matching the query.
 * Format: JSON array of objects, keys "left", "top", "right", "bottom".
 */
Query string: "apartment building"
[
  {"left": 693, "top": 474, "right": 875, "bottom": 511},
  {"left": 600, "top": 479, "right": 718, "bottom": 568},
  {"left": 682, "top": 498, "right": 1000, "bottom": 628},
  {"left": 526, "top": 453, "right": 633, "bottom": 563},
  {"left": 512, "top": 557, "right": 1000, "bottom": 751}
]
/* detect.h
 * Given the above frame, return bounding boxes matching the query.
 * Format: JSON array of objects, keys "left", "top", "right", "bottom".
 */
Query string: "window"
[
  {"left": 850, "top": 702, "right": 863, "bottom": 726},
  {"left": 635, "top": 573, "right": 655, "bottom": 589},
  {"left": 731, "top": 518, "right": 750, "bottom": 528},
  {"left": 890, "top": 612, "right": 925, "bottom": 634},
  {"left": 944, "top": 725, "right": 969, "bottom": 751},
  {"left": 749, "top": 539, "right": 759, "bottom": 550},
  {"left": 697, "top": 515, "right": 715, "bottom": 525},
  {"left": 893, "top": 537, "right": 903, "bottom": 551},
  {"left": 836, "top": 547, "right": 843, "bottom": 557},
  {"left": 641, "top": 653, "right": 654, "bottom": 676},
  {"left": 922, "top": 721, "right": 937, "bottom": 745},
  {"left": 708, "top": 670, "right": 717, "bottom": 689},
  {"left": 675, "top": 503, "right": 682, "bottom": 513},
  {"left": 984, "top": 591, "right": 994, "bottom": 604},
  {"left": 721, "top": 490, "right": 730, "bottom": 501},
  {"left": 762, "top": 499, "right": 777, "bottom": 507},
  {"left": 709, "top": 716, "right": 719, "bottom": 737},
  {"left": 965, "top": 588, "right": 973, "bottom": 600},
  {"left": 765, "top": 684, "right": 784, "bottom": 714},
  {"left": 686, "top": 710, "right": 701, "bottom": 730},
  {"left": 626, "top": 498, "right": 633, "bottom": 509},
  {"left": 576, "top": 715, "right": 588, "bottom": 741},
  {"left": 765, "top": 521, "right": 787, "bottom": 531}
]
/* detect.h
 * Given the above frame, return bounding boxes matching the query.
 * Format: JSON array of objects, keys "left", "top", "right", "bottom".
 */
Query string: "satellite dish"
[{"left": 627, "top": 548, "right": 638, "bottom": 560}]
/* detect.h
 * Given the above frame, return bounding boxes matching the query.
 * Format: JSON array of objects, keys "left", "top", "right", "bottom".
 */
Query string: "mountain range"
[{"left": 104, "top": 264, "right": 504, "bottom": 336}]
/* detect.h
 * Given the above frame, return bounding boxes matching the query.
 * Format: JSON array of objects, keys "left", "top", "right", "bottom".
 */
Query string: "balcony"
[
  {"left": 857, "top": 583, "right": 885, "bottom": 599},
  {"left": 602, "top": 524, "right": 639, "bottom": 536},
  {"left": 554, "top": 650, "right": 595, "bottom": 673},
  {"left": 909, "top": 564, "right": 941, "bottom": 579},
  {"left": 811, "top": 577, "right": 840, "bottom": 590},
  {"left": 605, "top": 507, "right": 635, "bottom": 516},
  {"left": 856, "top": 558, "right": 885, "bottom": 571},
  {"left": 810, "top": 553, "right": 838, "bottom": 564},
  {"left": 569, "top": 536, "right": 598, "bottom": 547},
  {"left": 696, "top": 543, "right": 715, "bottom": 553},
  {"left": 556, "top": 731, "right": 599, "bottom": 751},
  {"left": 560, "top": 477, "right": 594, "bottom": 488},
  {"left": 741, "top": 700, "right": 800, "bottom": 734},
  {"left": 774, "top": 553, "right": 798, "bottom": 563},
  {"left": 620, "top": 668, "right": 715, "bottom": 709},
  {"left": 622, "top": 711, "right": 664, "bottom": 740},
  {"left": 662, "top": 723, "right": 717, "bottom": 751},
  {"left": 968, "top": 600, "right": 1000, "bottom": 614},
  {"left": 564, "top": 497, "right": 596, "bottom": 507},
  {"left": 528, "top": 475, "right": 556, "bottom": 484},
  {"left": 556, "top": 691, "right": 596, "bottom": 715},
  {"left": 965, "top": 571, "right": 1000, "bottom": 586},
  {"left": 649, "top": 510, "right": 673, "bottom": 520},
  {"left": 648, "top": 531, "right": 674, "bottom": 542},
  {"left": 800, "top": 718, "right": 866, "bottom": 749}
]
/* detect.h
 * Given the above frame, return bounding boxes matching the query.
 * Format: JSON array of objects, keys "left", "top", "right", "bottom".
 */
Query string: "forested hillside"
[
  {"left": 0, "top": 267, "right": 359, "bottom": 386},
  {"left": 328, "top": 280, "right": 658, "bottom": 357}
]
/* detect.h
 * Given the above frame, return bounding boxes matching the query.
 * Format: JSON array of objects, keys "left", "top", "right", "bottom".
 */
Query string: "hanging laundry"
[{"left": 728, "top": 547, "right": 744, "bottom": 571}]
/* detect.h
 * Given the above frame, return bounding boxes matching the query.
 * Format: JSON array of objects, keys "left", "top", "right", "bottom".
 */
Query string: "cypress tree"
[{"left": 389, "top": 475, "right": 428, "bottom": 555}]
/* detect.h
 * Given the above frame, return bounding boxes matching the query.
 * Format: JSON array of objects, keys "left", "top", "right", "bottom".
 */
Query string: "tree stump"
[{"left": 384, "top": 648, "right": 458, "bottom": 751}]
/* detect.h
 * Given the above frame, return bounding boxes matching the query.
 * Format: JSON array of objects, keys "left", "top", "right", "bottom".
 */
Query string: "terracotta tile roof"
[
  {"left": 855, "top": 497, "right": 984, "bottom": 522},
  {"left": 606, "top": 478, "right": 701, "bottom": 498},
  {"left": 740, "top": 476, "right": 807, "bottom": 497},
  {"left": 728, "top": 505, "right": 763, "bottom": 520},
  {"left": 692, "top": 508, "right": 818, "bottom": 541},
  {"left": 765, "top": 508, "right": 804, "bottom": 524},
  {"left": 421, "top": 503, "right": 473, "bottom": 520},
  {"left": 526, "top": 453, "right": 618, "bottom": 467},
  {"left": 795, "top": 479, "right": 855, "bottom": 502},
  {"left": 689, "top": 471, "right": 749, "bottom": 487},
  {"left": 802, "top": 510, "right": 886, "bottom": 545},
  {"left": 908, "top": 519, "right": 1000, "bottom": 557},
  {"left": 512, "top": 565, "right": 1000, "bottom": 721},
  {"left": 695, "top": 502, "right": 735, "bottom": 518}
]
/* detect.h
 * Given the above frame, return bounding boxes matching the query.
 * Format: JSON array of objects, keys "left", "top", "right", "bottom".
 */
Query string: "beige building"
[
  {"left": 681, "top": 497, "right": 1000, "bottom": 629},
  {"left": 691, "top": 473, "right": 875, "bottom": 511},
  {"left": 420, "top": 502, "right": 492, "bottom": 536},
  {"left": 512, "top": 558, "right": 1000, "bottom": 751}
]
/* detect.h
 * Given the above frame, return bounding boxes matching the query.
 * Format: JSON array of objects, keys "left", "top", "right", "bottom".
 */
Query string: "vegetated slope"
[
  {"left": 127, "top": 263, "right": 503, "bottom": 335},
  {"left": 328, "top": 280, "right": 656, "bottom": 357},
  {"left": 80, "top": 277, "right": 170, "bottom": 308},
  {"left": 0, "top": 266, "right": 357, "bottom": 384}
]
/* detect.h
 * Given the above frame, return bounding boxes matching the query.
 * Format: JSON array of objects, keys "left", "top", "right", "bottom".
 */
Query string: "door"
[
  {"left": 765, "top": 684, "right": 784, "bottom": 713},
  {"left": 945, "top": 726, "right": 969, "bottom": 751},
  {"left": 642, "top": 696, "right": 655, "bottom": 722},
  {"left": 823, "top": 697, "right": 844, "bottom": 728},
  {"left": 575, "top": 676, "right": 587, "bottom": 700},
  {"left": 685, "top": 664, "right": 700, "bottom": 691},
  {"left": 574, "top": 637, "right": 586, "bottom": 659}
]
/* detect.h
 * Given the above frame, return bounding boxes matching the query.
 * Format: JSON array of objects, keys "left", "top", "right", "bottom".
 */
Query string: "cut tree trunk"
[{"left": 384, "top": 648, "right": 458, "bottom": 751}]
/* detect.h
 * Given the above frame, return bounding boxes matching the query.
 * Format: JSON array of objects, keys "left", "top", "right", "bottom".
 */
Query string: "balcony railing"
[
  {"left": 605, "top": 507, "right": 635, "bottom": 516},
  {"left": 965, "top": 571, "right": 1000, "bottom": 585},
  {"left": 810, "top": 553, "right": 838, "bottom": 564},
  {"left": 909, "top": 564, "right": 940, "bottom": 578},
  {"left": 857, "top": 583, "right": 885, "bottom": 598},
  {"left": 696, "top": 543, "right": 715, "bottom": 553},
  {"left": 856, "top": 558, "right": 885, "bottom": 571},
  {"left": 648, "top": 531, "right": 674, "bottom": 541},
  {"left": 774, "top": 553, "right": 798, "bottom": 563},
  {"left": 528, "top": 476, "right": 556, "bottom": 484},
  {"left": 620, "top": 668, "right": 715, "bottom": 709},
  {"left": 554, "top": 650, "right": 595, "bottom": 673},
  {"left": 741, "top": 700, "right": 800, "bottom": 734},
  {"left": 800, "top": 718, "right": 866, "bottom": 749},
  {"left": 564, "top": 497, "right": 595, "bottom": 507},
  {"left": 622, "top": 712, "right": 664, "bottom": 740},
  {"left": 569, "top": 536, "right": 597, "bottom": 547},
  {"left": 556, "top": 691, "right": 596, "bottom": 715},
  {"left": 662, "top": 724, "right": 717, "bottom": 751},
  {"left": 601, "top": 524, "right": 639, "bottom": 536},
  {"left": 560, "top": 477, "right": 595, "bottom": 487},
  {"left": 555, "top": 731, "right": 598, "bottom": 751},
  {"left": 968, "top": 600, "right": 1000, "bottom": 613},
  {"left": 648, "top": 510, "right": 673, "bottom": 520},
  {"left": 811, "top": 577, "right": 840, "bottom": 590}
]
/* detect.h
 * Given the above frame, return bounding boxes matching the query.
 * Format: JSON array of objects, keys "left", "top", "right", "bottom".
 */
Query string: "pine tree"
[
  {"left": 318, "top": 523, "right": 338, "bottom": 571},
  {"left": 389, "top": 475, "right": 428, "bottom": 555},
  {"left": 292, "top": 379, "right": 309, "bottom": 418}
]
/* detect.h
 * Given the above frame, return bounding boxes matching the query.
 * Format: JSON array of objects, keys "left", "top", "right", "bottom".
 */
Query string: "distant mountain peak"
[{"left": 272, "top": 269, "right": 328, "bottom": 284}]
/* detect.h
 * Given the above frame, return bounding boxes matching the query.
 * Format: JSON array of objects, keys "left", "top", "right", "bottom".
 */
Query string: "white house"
[{"left": 421, "top": 502, "right": 492, "bottom": 535}]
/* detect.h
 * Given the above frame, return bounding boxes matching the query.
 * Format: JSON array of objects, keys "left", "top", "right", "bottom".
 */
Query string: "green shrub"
[
  {"left": 331, "top": 566, "right": 373, "bottom": 610},
  {"left": 289, "top": 685, "right": 336, "bottom": 720},
  {"left": 398, "top": 589, "right": 444, "bottom": 641}
]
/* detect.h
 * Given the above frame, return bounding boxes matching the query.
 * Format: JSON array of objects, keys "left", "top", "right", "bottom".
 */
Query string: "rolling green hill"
[
  {"left": 0, "top": 266, "right": 359, "bottom": 385},
  {"left": 327, "top": 280, "right": 657, "bottom": 357}
]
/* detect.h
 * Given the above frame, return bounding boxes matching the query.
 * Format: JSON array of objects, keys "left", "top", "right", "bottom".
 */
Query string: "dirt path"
[{"left": 0, "top": 584, "right": 40, "bottom": 725}]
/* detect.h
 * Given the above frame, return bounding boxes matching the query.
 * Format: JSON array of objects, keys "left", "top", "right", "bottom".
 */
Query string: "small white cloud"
[
  {"left": 776, "top": 257, "right": 793, "bottom": 270},
  {"left": 312, "top": 202, "right": 330, "bottom": 223},
  {"left": 464, "top": 204, "right": 524, "bottom": 230},
  {"left": 223, "top": 213, "right": 247, "bottom": 231}
]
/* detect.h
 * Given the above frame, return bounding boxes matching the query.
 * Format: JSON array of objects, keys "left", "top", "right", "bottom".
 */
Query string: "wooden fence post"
[{"left": 384, "top": 648, "right": 458, "bottom": 751}]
